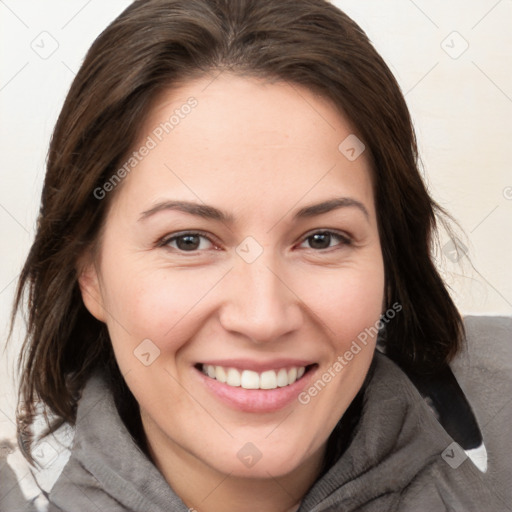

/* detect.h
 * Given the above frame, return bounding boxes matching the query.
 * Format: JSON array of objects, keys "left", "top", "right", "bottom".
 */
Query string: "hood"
[{"left": 45, "top": 351, "right": 495, "bottom": 512}]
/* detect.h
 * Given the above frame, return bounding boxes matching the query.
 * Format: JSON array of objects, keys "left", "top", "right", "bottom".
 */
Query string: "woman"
[{"left": 10, "top": 0, "right": 498, "bottom": 510}]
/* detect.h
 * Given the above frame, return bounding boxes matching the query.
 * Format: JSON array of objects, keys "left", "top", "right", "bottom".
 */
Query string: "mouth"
[
  {"left": 196, "top": 363, "right": 313, "bottom": 390},
  {"left": 193, "top": 361, "right": 318, "bottom": 413}
]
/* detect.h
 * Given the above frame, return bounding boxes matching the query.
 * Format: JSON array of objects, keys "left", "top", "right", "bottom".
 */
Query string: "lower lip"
[{"left": 194, "top": 366, "right": 317, "bottom": 413}]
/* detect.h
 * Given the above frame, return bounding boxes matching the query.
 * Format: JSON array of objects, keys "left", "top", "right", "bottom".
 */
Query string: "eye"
[
  {"left": 299, "top": 230, "right": 351, "bottom": 250},
  {"left": 161, "top": 231, "right": 216, "bottom": 252}
]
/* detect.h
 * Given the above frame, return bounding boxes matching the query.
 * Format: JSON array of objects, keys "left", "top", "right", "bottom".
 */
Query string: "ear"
[{"left": 77, "top": 255, "right": 107, "bottom": 322}]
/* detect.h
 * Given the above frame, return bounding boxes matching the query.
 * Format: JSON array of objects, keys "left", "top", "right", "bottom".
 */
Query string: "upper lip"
[{"left": 197, "top": 358, "right": 316, "bottom": 372}]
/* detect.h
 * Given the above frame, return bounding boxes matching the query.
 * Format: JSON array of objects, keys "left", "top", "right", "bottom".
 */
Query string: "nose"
[{"left": 218, "top": 255, "right": 304, "bottom": 344}]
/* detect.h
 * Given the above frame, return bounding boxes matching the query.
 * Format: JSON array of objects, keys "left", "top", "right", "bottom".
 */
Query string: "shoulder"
[
  {"left": 374, "top": 315, "right": 510, "bottom": 511},
  {"left": 0, "top": 436, "right": 53, "bottom": 511},
  {"left": 398, "top": 455, "right": 499, "bottom": 512}
]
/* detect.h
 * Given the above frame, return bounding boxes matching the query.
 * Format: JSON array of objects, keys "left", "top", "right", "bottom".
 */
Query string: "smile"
[
  {"left": 200, "top": 364, "right": 306, "bottom": 390},
  {"left": 194, "top": 359, "right": 317, "bottom": 412}
]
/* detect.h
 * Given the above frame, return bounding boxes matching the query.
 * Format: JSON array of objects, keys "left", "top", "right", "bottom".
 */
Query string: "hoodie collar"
[
  {"left": 297, "top": 352, "right": 457, "bottom": 511},
  {"left": 51, "top": 368, "right": 189, "bottom": 511},
  {"left": 51, "top": 351, "right": 455, "bottom": 512}
]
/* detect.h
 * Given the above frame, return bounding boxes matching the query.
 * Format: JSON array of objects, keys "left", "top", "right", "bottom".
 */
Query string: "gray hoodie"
[{"left": 46, "top": 352, "right": 501, "bottom": 512}]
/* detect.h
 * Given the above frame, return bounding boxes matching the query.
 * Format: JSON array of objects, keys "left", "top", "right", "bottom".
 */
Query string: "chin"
[
  {"left": 218, "top": 455, "right": 307, "bottom": 480},
  {"left": 204, "top": 434, "right": 321, "bottom": 480}
]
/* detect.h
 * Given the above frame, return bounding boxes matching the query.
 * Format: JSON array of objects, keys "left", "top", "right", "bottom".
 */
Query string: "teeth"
[
  {"left": 260, "top": 370, "right": 277, "bottom": 389},
  {"left": 226, "top": 368, "right": 241, "bottom": 387},
  {"left": 241, "top": 370, "right": 260, "bottom": 389},
  {"left": 276, "top": 368, "right": 288, "bottom": 387},
  {"left": 202, "top": 364, "right": 307, "bottom": 389},
  {"left": 215, "top": 366, "right": 227, "bottom": 383}
]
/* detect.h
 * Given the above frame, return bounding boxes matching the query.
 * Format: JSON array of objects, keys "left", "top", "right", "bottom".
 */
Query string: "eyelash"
[{"left": 158, "top": 230, "right": 352, "bottom": 254}]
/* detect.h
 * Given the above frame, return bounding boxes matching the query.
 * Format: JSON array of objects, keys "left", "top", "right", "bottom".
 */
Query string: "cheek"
[
  {"left": 295, "top": 260, "right": 384, "bottom": 436},
  {"left": 99, "top": 255, "right": 227, "bottom": 358},
  {"left": 294, "top": 262, "right": 384, "bottom": 441},
  {"left": 300, "top": 259, "right": 385, "bottom": 344}
]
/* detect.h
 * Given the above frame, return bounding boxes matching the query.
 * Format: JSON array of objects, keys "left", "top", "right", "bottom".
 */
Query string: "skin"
[{"left": 79, "top": 73, "right": 385, "bottom": 512}]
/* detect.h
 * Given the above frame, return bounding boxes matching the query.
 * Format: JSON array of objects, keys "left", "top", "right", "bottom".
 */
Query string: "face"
[{"left": 80, "top": 74, "right": 385, "bottom": 482}]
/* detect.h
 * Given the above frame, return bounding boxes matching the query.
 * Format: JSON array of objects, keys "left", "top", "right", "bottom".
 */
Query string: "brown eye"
[
  {"left": 163, "top": 232, "right": 214, "bottom": 252},
  {"left": 300, "top": 231, "right": 351, "bottom": 250}
]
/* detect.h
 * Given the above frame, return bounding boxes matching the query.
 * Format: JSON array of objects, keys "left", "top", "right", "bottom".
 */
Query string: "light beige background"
[{"left": 1, "top": 0, "right": 511, "bottom": 464}]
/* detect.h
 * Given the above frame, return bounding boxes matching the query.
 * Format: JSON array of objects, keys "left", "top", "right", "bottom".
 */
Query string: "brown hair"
[{"left": 11, "top": 0, "right": 464, "bottom": 462}]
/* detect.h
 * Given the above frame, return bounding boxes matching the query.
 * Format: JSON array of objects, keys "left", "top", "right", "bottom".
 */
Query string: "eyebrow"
[
  {"left": 139, "top": 197, "right": 369, "bottom": 223},
  {"left": 294, "top": 197, "right": 369, "bottom": 220}
]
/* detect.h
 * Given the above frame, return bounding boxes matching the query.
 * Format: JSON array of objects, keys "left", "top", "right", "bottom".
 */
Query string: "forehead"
[
  {"left": 112, "top": 73, "right": 375, "bottom": 221},
  {"left": 145, "top": 73, "right": 356, "bottom": 156}
]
